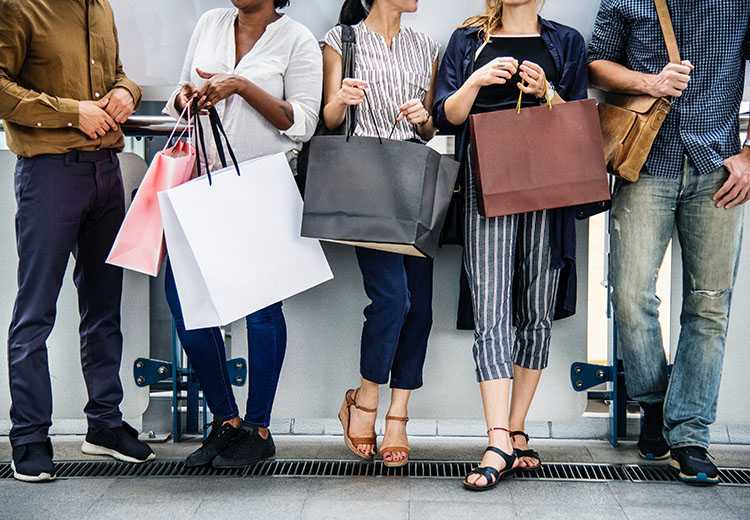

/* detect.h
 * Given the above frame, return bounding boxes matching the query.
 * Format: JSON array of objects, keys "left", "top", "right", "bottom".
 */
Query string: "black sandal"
[
  {"left": 463, "top": 428, "right": 518, "bottom": 492},
  {"left": 511, "top": 430, "right": 542, "bottom": 470}
]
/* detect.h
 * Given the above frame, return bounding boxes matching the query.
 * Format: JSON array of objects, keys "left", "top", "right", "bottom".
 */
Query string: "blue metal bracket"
[
  {"left": 227, "top": 358, "right": 247, "bottom": 387},
  {"left": 134, "top": 358, "right": 172, "bottom": 387},
  {"left": 570, "top": 362, "right": 614, "bottom": 392},
  {"left": 134, "top": 319, "right": 248, "bottom": 443},
  {"left": 133, "top": 357, "right": 246, "bottom": 388}
]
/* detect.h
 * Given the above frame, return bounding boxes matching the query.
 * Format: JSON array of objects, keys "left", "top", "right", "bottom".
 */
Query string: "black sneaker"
[
  {"left": 670, "top": 446, "right": 720, "bottom": 486},
  {"left": 11, "top": 439, "right": 56, "bottom": 483},
  {"left": 81, "top": 421, "right": 155, "bottom": 463},
  {"left": 637, "top": 402, "right": 670, "bottom": 460},
  {"left": 185, "top": 420, "right": 241, "bottom": 468},
  {"left": 212, "top": 426, "right": 276, "bottom": 469}
]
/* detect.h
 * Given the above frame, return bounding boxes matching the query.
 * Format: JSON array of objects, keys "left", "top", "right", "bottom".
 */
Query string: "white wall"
[{"left": 111, "top": 0, "right": 603, "bottom": 99}]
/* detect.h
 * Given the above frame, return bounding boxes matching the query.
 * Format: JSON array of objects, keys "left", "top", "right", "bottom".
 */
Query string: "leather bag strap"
[
  {"left": 654, "top": 0, "right": 682, "bottom": 64},
  {"left": 341, "top": 24, "right": 358, "bottom": 138}
]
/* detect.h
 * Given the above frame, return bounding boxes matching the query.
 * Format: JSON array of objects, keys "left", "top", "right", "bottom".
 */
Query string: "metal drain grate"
[{"left": 1, "top": 460, "right": 748, "bottom": 486}]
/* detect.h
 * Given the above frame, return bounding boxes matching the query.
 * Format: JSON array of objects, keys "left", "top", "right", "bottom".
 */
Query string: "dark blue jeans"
[
  {"left": 356, "top": 248, "right": 433, "bottom": 390},
  {"left": 164, "top": 262, "right": 287, "bottom": 427},
  {"left": 8, "top": 151, "right": 125, "bottom": 446}
]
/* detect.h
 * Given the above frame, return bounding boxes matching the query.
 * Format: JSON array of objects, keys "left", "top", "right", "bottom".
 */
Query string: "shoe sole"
[
  {"left": 669, "top": 459, "right": 720, "bottom": 486},
  {"left": 638, "top": 450, "right": 671, "bottom": 461},
  {"left": 81, "top": 441, "right": 156, "bottom": 464},
  {"left": 212, "top": 452, "right": 275, "bottom": 469},
  {"left": 11, "top": 461, "right": 56, "bottom": 483}
]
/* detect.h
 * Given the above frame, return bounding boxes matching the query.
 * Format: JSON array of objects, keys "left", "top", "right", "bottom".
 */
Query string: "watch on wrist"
[{"left": 542, "top": 81, "right": 555, "bottom": 103}]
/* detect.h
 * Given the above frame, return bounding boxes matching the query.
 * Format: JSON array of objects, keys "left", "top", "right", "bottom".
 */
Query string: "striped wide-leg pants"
[{"left": 465, "top": 152, "right": 561, "bottom": 382}]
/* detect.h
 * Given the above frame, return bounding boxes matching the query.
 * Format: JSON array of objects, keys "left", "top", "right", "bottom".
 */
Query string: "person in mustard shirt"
[{"left": 0, "top": 0, "right": 155, "bottom": 483}]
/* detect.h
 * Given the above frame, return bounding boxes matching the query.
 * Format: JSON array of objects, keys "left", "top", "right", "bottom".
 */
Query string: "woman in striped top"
[{"left": 322, "top": 0, "right": 440, "bottom": 468}]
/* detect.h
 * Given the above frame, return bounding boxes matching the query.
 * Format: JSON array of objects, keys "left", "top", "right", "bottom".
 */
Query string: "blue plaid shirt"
[{"left": 589, "top": 0, "right": 750, "bottom": 178}]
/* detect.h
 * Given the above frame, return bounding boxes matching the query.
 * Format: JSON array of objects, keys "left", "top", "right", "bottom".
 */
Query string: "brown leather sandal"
[
  {"left": 338, "top": 389, "right": 377, "bottom": 461},
  {"left": 379, "top": 415, "right": 410, "bottom": 468}
]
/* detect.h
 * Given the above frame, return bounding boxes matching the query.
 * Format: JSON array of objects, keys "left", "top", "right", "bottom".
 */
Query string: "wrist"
[
  {"left": 229, "top": 75, "right": 246, "bottom": 95},
  {"left": 466, "top": 74, "right": 482, "bottom": 92},
  {"left": 641, "top": 73, "right": 660, "bottom": 97},
  {"left": 417, "top": 115, "right": 431, "bottom": 128},
  {"left": 332, "top": 92, "right": 349, "bottom": 111}
]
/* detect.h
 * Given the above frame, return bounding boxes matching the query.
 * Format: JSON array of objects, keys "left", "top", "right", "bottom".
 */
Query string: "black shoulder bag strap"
[{"left": 340, "top": 24, "right": 358, "bottom": 137}]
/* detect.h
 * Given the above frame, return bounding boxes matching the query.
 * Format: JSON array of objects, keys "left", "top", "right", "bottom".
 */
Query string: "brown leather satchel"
[{"left": 597, "top": 0, "right": 682, "bottom": 182}]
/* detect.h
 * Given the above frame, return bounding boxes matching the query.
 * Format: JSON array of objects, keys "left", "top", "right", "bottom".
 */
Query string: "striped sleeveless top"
[{"left": 325, "top": 22, "right": 440, "bottom": 142}]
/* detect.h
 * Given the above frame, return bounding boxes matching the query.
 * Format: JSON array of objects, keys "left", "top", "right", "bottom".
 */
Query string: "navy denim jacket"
[{"left": 432, "top": 17, "right": 589, "bottom": 320}]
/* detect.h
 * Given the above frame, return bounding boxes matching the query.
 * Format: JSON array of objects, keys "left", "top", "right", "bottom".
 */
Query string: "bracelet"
[{"left": 417, "top": 113, "right": 431, "bottom": 128}]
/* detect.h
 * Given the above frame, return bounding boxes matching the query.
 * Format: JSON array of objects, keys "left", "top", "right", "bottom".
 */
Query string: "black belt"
[{"left": 62, "top": 149, "right": 117, "bottom": 163}]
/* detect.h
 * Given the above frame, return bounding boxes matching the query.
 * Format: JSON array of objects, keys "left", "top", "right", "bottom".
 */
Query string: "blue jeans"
[
  {"left": 164, "top": 262, "right": 287, "bottom": 427},
  {"left": 356, "top": 248, "right": 433, "bottom": 389},
  {"left": 610, "top": 160, "right": 744, "bottom": 449}
]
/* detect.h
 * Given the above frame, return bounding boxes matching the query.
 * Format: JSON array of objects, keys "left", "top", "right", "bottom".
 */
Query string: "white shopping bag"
[{"left": 159, "top": 152, "right": 333, "bottom": 330}]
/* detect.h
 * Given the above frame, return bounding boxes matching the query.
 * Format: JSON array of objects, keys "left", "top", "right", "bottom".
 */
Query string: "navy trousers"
[
  {"left": 356, "top": 248, "right": 433, "bottom": 390},
  {"left": 164, "top": 262, "right": 287, "bottom": 428},
  {"left": 8, "top": 151, "right": 126, "bottom": 446}
]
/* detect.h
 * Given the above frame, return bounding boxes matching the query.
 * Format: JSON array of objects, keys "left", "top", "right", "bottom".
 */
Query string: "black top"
[{"left": 472, "top": 36, "right": 559, "bottom": 114}]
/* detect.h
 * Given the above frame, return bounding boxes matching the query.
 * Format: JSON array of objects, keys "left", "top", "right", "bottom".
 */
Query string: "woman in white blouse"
[{"left": 162, "top": 0, "right": 322, "bottom": 469}]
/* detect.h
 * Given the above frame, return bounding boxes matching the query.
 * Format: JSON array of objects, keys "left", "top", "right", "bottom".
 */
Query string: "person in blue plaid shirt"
[{"left": 589, "top": 0, "right": 750, "bottom": 486}]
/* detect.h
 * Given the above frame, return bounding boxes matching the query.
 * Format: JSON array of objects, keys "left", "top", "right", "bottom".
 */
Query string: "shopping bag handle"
[
  {"left": 515, "top": 81, "right": 553, "bottom": 114},
  {"left": 163, "top": 102, "right": 195, "bottom": 150},
  {"left": 346, "top": 90, "right": 383, "bottom": 145},
  {"left": 193, "top": 103, "right": 213, "bottom": 185},
  {"left": 208, "top": 107, "right": 241, "bottom": 177}
]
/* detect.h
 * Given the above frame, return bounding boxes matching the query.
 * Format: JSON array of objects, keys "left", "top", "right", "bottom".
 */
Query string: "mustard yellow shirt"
[{"left": 0, "top": 0, "right": 142, "bottom": 157}]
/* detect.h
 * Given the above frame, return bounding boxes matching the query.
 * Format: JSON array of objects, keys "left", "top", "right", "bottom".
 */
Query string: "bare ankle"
[
  {"left": 257, "top": 427, "right": 269, "bottom": 439},
  {"left": 488, "top": 430, "right": 512, "bottom": 452},
  {"left": 357, "top": 383, "right": 379, "bottom": 408},
  {"left": 387, "top": 405, "right": 408, "bottom": 418}
]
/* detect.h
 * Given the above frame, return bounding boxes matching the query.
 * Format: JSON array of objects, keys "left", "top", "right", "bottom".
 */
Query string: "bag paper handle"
[
  {"left": 193, "top": 104, "right": 212, "bottom": 185},
  {"left": 347, "top": 91, "right": 383, "bottom": 144},
  {"left": 208, "top": 107, "right": 241, "bottom": 177},
  {"left": 163, "top": 102, "right": 194, "bottom": 150},
  {"left": 515, "top": 81, "right": 553, "bottom": 114}
]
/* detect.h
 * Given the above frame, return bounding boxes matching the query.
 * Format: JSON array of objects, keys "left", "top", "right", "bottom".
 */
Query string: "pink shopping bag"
[{"left": 107, "top": 105, "right": 197, "bottom": 276}]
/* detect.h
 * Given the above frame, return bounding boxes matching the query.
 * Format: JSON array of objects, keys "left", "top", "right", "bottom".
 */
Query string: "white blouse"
[{"left": 164, "top": 9, "right": 323, "bottom": 171}]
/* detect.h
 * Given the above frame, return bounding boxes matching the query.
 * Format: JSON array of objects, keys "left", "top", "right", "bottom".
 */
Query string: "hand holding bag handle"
[
  {"left": 598, "top": 0, "right": 681, "bottom": 182},
  {"left": 208, "top": 107, "right": 241, "bottom": 176},
  {"left": 192, "top": 100, "right": 212, "bottom": 184},
  {"left": 191, "top": 105, "right": 241, "bottom": 186}
]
